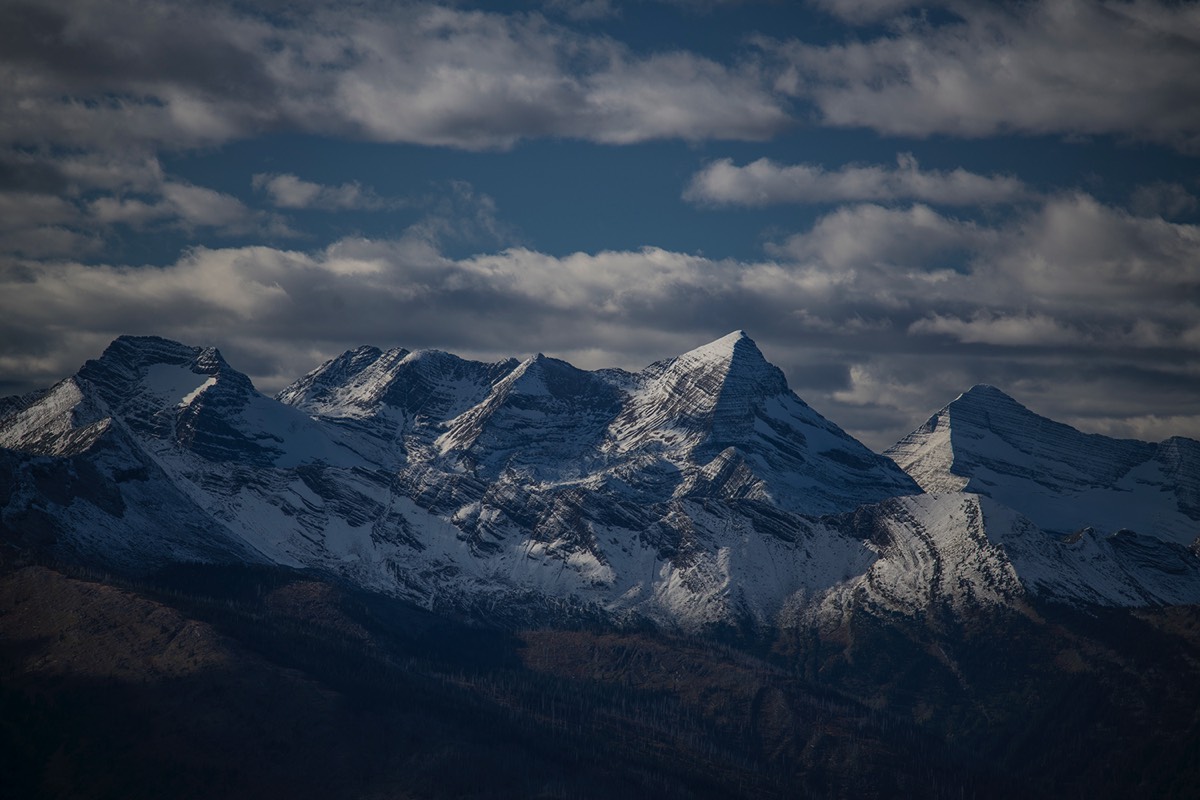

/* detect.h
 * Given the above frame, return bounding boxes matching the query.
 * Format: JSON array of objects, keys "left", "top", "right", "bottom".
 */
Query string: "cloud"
[
  {"left": 767, "top": 202, "right": 987, "bottom": 272},
  {"left": 0, "top": 192, "right": 80, "bottom": 230},
  {"left": 978, "top": 193, "right": 1200, "bottom": 313},
  {"left": 543, "top": 0, "right": 620, "bottom": 22},
  {"left": 2, "top": 190, "right": 1198, "bottom": 449},
  {"left": 159, "top": 184, "right": 257, "bottom": 230},
  {"left": 0, "top": 157, "right": 69, "bottom": 194},
  {"left": 684, "top": 153, "right": 1029, "bottom": 206},
  {"left": 0, "top": 164, "right": 294, "bottom": 257},
  {"left": 403, "top": 181, "right": 517, "bottom": 251},
  {"left": 907, "top": 312, "right": 1086, "bottom": 347},
  {"left": 41, "top": 152, "right": 167, "bottom": 196},
  {"left": 767, "top": 194, "right": 1200, "bottom": 337},
  {"left": 808, "top": 0, "right": 927, "bottom": 24},
  {"left": 768, "top": 0, "right": 1200, "bottom": 150},
  {"left": 0, "top": 226, "right": 103, "bottom": 259},
  {"left": 86, "top": 181, "right": 294, "bottom": 237},
  {"left": 0, "top": 0, "right": 791, "bottom": 155},
  {"left": 251, "top": 173, "right": 397, "bottom": 211},
  {"left": 0, "top": 189, "right": 92, "bottom": 257},
  {"left": 1130, "top": 182, "right": 1199, "bottom": 220}
]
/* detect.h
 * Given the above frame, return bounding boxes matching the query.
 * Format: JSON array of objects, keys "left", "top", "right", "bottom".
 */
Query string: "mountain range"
[
  {"left": 3, "top": 331, "right": 1198, "bottom": 629},
  {"left": 5, "top": 331, "right": 1200, "bottom": 799}
]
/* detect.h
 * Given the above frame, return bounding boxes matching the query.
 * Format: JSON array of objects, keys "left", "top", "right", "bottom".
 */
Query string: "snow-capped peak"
[
  {"left": 74, "top": 335, "right": 257, "bottom": 416},
  {"left": 275, "top": 345, "right": 392, "bottom": 409},
  {"left": 5, "top": 332, "right": 1199, "bottom": 634},
  {"left": 435, "top": 352, "right": 623, "bottom": 470},
  {"left": 681, "top": 329, "right": 751, "bottom": 360},
  {"left": 956, "top": 383, "right": 1016, "bottom": 405},
  {"left": 660, "top": 330, "right": 786, "bottom": 394},
  {"left": 278, "top": 346, "right": 518, "bottom": 427},
  {"left": 886, "top": 385, "right": 1197, "bottom": 544},
  {"left": 601, "top": 332, "right": 918, "bottom": 514}
]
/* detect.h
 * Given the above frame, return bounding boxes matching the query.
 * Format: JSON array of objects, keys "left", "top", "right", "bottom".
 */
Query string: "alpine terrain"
[{"left": 3, "top": 332, "right": 1199, "bottom": 798}]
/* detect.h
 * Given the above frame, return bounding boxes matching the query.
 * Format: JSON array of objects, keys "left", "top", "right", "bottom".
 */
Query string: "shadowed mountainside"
[{"left": 2, "top": 557, "right": 1198, "bottom": 799}]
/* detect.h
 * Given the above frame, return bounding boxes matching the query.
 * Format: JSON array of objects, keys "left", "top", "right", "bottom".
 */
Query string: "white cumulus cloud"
[
  {"left": 684, "top": 153, "right": 1029, "bottom": 206},
  {"left": 251, "top": 173, "right": 397, "bottom": 211}
]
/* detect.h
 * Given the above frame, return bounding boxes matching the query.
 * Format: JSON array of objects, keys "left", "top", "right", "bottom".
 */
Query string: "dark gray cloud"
[
  {"left": 0, "top": 173, "right": 294, "bottom": 260},
  {"left": 1130, "top": 182, "right": 1199, "bottom": 221},
  {"left": 768, "top": 0, "right": 1200, "bottom": 150},
  {"left": 7, "top": 1, "right": 1199, "bottom": 157},
  {"left": 0, "top": 157, "right": 68, "bottom": 194},
  {"left": 0, "top": 0, "right": 794, "bottom": 264},
  {"left": 0, "top": 0, "right": 791, "bottom": 155}
]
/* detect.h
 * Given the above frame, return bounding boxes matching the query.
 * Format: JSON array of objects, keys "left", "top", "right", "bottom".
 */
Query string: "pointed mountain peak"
[
  {"left": 194, "top": 345, "right": 232, "bottom": 375},
  {"left": 436, "top": 351, "right": 622, "bottom": 467},
  {"left": 888, "top": 383, "right": 1161, "bottom": 513},
  {"left": 954, "top": 384, "right": 1021, "bottom": 408},
  {"left": 516, "top": 352, "right": 551, "bottom": 371},
  {"left": 680, "top": 330, "right": 758, "bottom": 363},
  {"left": 495, "top": 352, "right": 600, "bottom": 399},
  {"left": 612, "top": 331, "right": 788, "bottom": 453},
  {"left": 497, "top": 355, "right": 552, "bottom": 396},
  {"left": 893, "top": 384, "right": 1034, "bottom": 449},
  {"left": 661, "top": 330, "right": 787, "bottom": 399},
  {"left": 711, "top": 329, "right": 750, "bottom": 347}
]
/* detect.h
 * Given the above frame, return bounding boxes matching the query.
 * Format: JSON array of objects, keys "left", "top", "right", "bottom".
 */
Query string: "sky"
[{"left": 1, "top": 0, "right": 1199, "bottom": 450}]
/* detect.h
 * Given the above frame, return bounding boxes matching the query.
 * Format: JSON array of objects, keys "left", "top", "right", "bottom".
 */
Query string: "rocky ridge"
[{"left": 2, "top": 333, "right": 1199, "bottom": 630}]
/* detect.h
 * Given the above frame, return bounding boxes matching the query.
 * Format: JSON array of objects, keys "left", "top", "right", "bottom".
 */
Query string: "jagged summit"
[
  {"left": 278, "top": 346, "right": 518, "bottom": 425},
  {"left": 0, "top": 339, "right": 208, "bottom": 456},
  {"left": 273, "top": 330, "right": 913, "bottom": 513},
  {"left": 275, "top": 345, "right": 393, "bottom": 409},
  {"left": 76, "top": 335, "right": 255, "bottom": 408},
  {"left": 436, "top": 353, "right": 624, "bottom": 473},
  {"left": 87, "top": 335, "right": 237, "bottom": 377},
  {"left": 102, "top": 334, "right": 203, "bottom": 362}
]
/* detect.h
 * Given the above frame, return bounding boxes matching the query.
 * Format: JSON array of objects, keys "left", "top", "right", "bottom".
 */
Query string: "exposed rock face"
[{"left": 2, "top": 334, "right": 1199, "bottom": 631}]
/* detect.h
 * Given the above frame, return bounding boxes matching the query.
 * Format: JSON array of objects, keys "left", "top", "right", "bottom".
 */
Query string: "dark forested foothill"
[{"left": 2, "top": 556, "right": 1197, "bottom": 799}]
